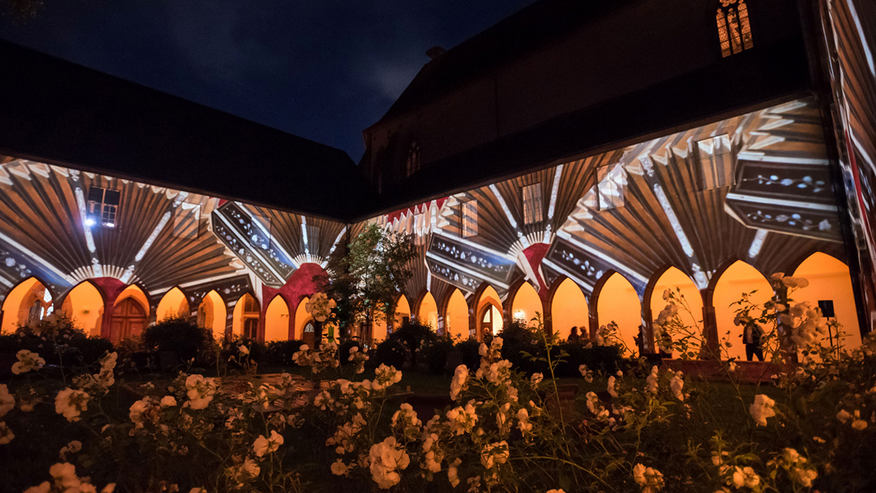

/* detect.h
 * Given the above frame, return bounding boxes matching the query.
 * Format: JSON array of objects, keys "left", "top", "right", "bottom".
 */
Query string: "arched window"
[
  {"left": 717, "top": 0, "right": 753, "bottom": 58},
  {"left": 406, "top": 141, "right": 421, "bottom": 177},
  {"left": 233, "top": 293, "right": 260, "bottom": 340}
]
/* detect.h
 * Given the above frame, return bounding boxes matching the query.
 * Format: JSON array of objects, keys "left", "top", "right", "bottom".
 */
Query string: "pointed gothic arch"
[
  {"left": 594, "top": 271, "right": 642, "bottom": 355},
  {"left": 793, "top": 252, "right": 862, "bottom": 350},
  {"left": 265, "top": 295, "right": 291, "bottom": 342},
  {"left": 59, "top": 280, "right": 106, "bottom": 337},
  {"left": 1, "top": 276, "right": 54, "bottom": 334},
  {"left": 471, "top": 283, "right": 503, "bottom": 341},
  {"left": 649, "top": 267, "right": 703, "bottom": 328},
  {"left": 232, "top": 292, "right": 260, "bottom": 340},
  {"left": 712, "top": 260, "right": 773, "bottom": 361},
  {"left": 198, "top": 290, "right": 227, "bottom": 339},
  {"left": 510, "top": 280, "right": 543, "bottom": 328},
  {"left": 156, "top": 287, "right": 190, "bottom": 322},
  {"left": 395, "top": 294, "right": 412, "bottom": 327},
  {"left": 417, "top": 291, "right": 438, "bottom": 330},
  {"left": 442, "top": 288, "right": 470, "bottom": 341},
  {"left": 548, "top": 276, "right": 589, "bottom": 341}
]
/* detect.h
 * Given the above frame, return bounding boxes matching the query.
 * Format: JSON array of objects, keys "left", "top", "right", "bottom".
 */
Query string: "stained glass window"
[{"left": 717, "top": 0, "right": 753, "bottom": 58}]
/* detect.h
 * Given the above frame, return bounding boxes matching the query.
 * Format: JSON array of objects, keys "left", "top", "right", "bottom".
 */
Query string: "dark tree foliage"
[
  {"left": 315, "top": 224, "right": 418, "bottom": 337},
  {"left": 142, "top": 316, "right": 214, "bottom": 366}
]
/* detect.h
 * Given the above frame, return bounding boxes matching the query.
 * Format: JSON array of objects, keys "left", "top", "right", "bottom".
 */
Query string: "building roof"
[
  {"left": 374, "top": 0, "right": 637, "bottom": 126},
  {"left": 0, "top": 40, "right": 378, "bottom": 222},
  {"left": 364, "top": 35, "right": 813, "bottom": 219}
]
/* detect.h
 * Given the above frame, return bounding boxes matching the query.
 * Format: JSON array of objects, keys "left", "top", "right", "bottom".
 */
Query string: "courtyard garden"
[{"left": 1, "top": 226, "right": 875, "bottom": 492}]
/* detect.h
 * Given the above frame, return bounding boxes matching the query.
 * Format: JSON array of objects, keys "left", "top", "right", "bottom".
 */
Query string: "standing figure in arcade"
[
  {"left": 742, "top": 322, "right": 764, "bottom": 361},
  {"left": 634, "top": 325, "right": 646, "bottom": 356}
]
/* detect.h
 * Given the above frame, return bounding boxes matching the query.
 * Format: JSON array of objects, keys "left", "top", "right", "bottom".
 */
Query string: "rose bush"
[{"left": 0, "top": 273, "right": 874, "bottom": 492}]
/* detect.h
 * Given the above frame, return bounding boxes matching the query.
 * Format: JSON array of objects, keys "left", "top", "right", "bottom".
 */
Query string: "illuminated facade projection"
[
  {"left": 360, "top": 98, "right": 860, "bottom": 352},
  {"left": 0, "top": 161, "right": 346, "bottom": 344},
  {"left": 0, "top": 0, "right": 874, "bottom": 357}
]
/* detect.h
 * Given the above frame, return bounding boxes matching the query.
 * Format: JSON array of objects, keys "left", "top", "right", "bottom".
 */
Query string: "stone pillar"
[
  {"left": 588, "top": 298, "right": 599, "bottom": 341},
  {"left": 541, "top": 294, "right": 553, "bottom": 335},
  {"left": 641, "top": 302, "right": 654, "bottom": 354},
  {"left": 700, "top": 287, "right": 720, "bottom": 359}
]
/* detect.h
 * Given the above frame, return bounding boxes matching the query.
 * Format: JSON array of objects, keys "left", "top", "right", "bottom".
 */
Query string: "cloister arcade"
[
  {"left": 401, "top": 251, "right": 863, "bottom": 357},
  {"left": 0, "top": 252, "right": 862, "bottom": 358}
]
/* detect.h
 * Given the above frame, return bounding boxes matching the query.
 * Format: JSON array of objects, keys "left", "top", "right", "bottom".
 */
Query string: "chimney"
[{"left": 426, "top": 46, "right": 446, "bottom": 60}]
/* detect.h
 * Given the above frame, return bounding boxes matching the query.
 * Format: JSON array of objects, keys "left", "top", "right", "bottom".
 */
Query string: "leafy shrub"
[
  {"left": 218, "top": 338, "right": 267, "bottom": 371},
  {"left": 0, "top": 313, "right": 114, "bottom": 370},
  {"left": 420, "top": 337, "right": 455, "bottom": 374},
  {"left": 265, "top": 340, "right": 306, "bottom": 367},
  {"left": 373, "top": 338, "right": 406, "bottom": 369},
  {"left": 142, "top": 316, "right": 214, "bottom": 367},
  {"left": 454, "top": 339, "right": 482, "bottom": 371},
  {"left": 553, "top": 342, "right": 623, "bottom": 377},
  {"left": 498, "top": 321, "right": 539, "bottom": 370},
  {"left": 386, "top": 320, "right": 437, "bottom": 367},
  {"left": 70, "top": 336, "right": 116, "bottom": 367}
]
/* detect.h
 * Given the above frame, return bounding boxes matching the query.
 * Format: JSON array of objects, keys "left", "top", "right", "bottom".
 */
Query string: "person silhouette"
[{"left": 568, "top": 326, "right": 580, "bottom": 343}]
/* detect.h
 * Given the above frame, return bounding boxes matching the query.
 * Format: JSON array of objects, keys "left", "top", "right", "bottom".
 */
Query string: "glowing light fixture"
[
  {"left": 84, "top": 217, "right": 96, "bottom": 227},
  {"left": 514, "top": 309, "right": 525, "bottom": 320}
]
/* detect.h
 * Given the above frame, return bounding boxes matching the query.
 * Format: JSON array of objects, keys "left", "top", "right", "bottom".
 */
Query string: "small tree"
[{"left": 316, "top": 223, "right": 418, "bottom": 338}]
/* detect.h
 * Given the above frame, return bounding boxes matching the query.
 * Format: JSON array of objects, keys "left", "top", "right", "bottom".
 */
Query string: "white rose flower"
[
  {"left": 607, "top": 376, "right": 618, "bottom": 398},
  {"left": 55, "top": 388, "right": 89, "bottom": 422},
  {"left": 0, "top": 384, "right": 15, "bottom": 418},
  {"left": 253, "top": 430, "right": 284, "bottom": 457},
  {"left": 450, "top": 365, "right": 469, "bottom": 401},
  {"left": 184, "top": 375, "right": 216, "bottom": 410},
  {"left": 0, "top": 421, "right": 14, "bottom": 444},
  {"left": 670, "top": 374, "right": 684, "bottom": 401},
  {"left": 12, "top": 350, "right": 45, "bottom": 375},
  {"left": 331, "top": 459, "right": 350, "bottom": 476},
  {"left": 749, "top": 394, "right": 776, "bottom": 426},
  {"left": 369, "top": 437, "right": 410, "bottom": 489},
  {"left": 530, "top": 372, "right": 543, "bottom": 389},
  {"left": 645, "top": 366, "right": 659, "bottom": 394},
  {"left": 633, "top": 463, "right": 665, "bottom": 492}
]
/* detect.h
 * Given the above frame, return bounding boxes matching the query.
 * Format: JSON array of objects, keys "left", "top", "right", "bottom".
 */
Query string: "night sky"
[{"left": 0, "top": 0, "right": 535, "bottom": 162}]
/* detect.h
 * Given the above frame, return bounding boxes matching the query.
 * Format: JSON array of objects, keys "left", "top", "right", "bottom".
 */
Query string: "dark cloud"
[{"left": 0, "top": 0, "right": 535, "bottom": 160}]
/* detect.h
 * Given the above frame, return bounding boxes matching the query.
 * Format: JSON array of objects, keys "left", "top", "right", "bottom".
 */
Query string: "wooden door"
[
  {"left": 303, "top": 321, "right": 315, "bottom": 347},
  {"left": 110, "top": 298, "right": 147, "bottom": 342}
]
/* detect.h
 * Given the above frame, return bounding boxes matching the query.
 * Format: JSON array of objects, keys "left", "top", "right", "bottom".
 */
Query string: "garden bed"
[{"left": 661, "top": 358, "right": 783, "bottom": 383}]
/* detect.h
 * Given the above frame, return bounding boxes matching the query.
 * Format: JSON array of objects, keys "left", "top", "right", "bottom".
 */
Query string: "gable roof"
[
  {"left": 0, "top": 40, "right": 378, "bottom": 221},
  {"left": 363, "top": 35, "right": 813, "bottom": 220},
  {"left": 374, "top": 0, "right": 637, "bottom": 126}
]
